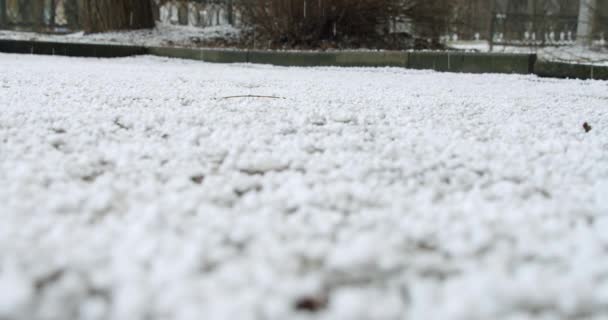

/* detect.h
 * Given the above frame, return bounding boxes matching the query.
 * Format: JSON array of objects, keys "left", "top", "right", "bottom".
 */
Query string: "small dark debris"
[
  {"left": 190, "top": 175, "right": 205, "bottom": 184},
  {"left": 416, "top": 240, "right": 438, "bottom": 252},
  {"left": 473, "top": 170, "right": 486, "bottom": 177},
  {"left": 51, "top": 128, "right": 66, "bottom": 134},
  {"left": 161, "top": 133, "right": 170, "bottom": 139},
  {"left": 536, "top": 188, "right": 552, "bottom": 199},
  {"left": 217, "top": 95, "right": 286, "bottom": 100},
  {"left": 82, "top": 171, "right": 103, "bottom": 183},
  {"left": 234, "top": 185, "right": 263, "bottom": 197},
  {"left": 88, "top": 287, "right": 111, "bottom": 301},
  {"left": 99, "top": 159, "right": 113, "bottom": 167},
  {"left": 583, "top": 122, "right": 592, "bottom": 133},
  {"left": 294, "top": 295, "right": 328, "bottom": 312},
  {"left": 285, "top": 206, "right": 299, "bottom": 215},
  {"left": 51, "top": 140, "right": 65, "bottom": 150},
  {"left": 35, "top": 269, "right": 65, "bottom": 291},
  {"left": 113, "top": 118, "right": 131, "bottom": 130},
  {"left": 238, "top": 169, "right": 267, "bottom": 176}
]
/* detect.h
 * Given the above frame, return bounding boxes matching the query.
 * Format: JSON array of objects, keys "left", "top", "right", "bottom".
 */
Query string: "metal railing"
[
  {"left": 156, "top": 0, "right": 237, "bottom": 27},
  {"left": 489, "top": 12, "right": 607, "bottom": 48}
]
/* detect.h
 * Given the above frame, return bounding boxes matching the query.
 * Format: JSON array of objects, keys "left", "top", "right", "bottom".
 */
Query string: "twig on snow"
[{"left": 215, "top": 95, "right": 287, "bottom": 100}]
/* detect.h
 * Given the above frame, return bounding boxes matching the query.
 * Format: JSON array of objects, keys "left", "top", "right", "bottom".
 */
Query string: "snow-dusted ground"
[
  {"left": 0, "top": 24, "right": 241, "bottom": 48},
  {"left": 449, "top": 40, "right": 608, "bottom": 66},
  {"left": 0, "top": 53, "right": 607, "bottom": 320}
]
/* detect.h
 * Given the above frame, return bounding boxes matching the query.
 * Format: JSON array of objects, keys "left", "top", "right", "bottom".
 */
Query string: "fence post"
[{"left": 489, "top": 12, "right": 495, "bottom": 51}]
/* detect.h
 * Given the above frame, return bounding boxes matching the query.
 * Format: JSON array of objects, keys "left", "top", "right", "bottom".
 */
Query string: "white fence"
[{"left": 156, "top": 1, "right": 240, "bottom": 27}]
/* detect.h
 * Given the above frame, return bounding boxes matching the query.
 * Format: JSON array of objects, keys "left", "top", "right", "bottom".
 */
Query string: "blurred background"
[{"left": 0, "top": 0, "right": 606, "bottom": 51}]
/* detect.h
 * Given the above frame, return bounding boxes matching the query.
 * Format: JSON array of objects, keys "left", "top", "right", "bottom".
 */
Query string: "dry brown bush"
[
  {"left": 239, "top": 0, "right": 453, "bottom": 49},
  {"left": 80, "top": 0, "right": 155, "bottom": 33}
]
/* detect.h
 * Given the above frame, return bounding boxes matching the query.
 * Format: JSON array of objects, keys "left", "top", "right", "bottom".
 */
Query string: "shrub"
[
  {"left": 80, "top": 0, "right": 155, "bottom": 33},
  {"left": 239, "top": 0, "right": 452, "bottom": 49}
]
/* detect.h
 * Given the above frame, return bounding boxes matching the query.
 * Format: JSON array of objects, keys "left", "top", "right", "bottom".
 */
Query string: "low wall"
[
  {"left": 1, "top": 39, "right": 606, "bottom": 80},
  {"left": 148, "top": 47, "right": 248, "bottom": 63},
  {"left": 407, "top": 52, "right": 535, "bottom": 74},
  {"left": 247, "top": 51, "right": 409, "bottom": 68},
  {"left": 335, "top": 51, "right": 409, "bottom": 68},
  {"left": 534, "top": 60, "right": 608, "bottom": 80},
  {"left": 0, "top": 40, "right": 146, "bottom": 57}
]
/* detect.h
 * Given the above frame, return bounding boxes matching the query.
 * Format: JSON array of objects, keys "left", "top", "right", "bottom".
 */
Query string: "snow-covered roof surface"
[{"left": 0, "top": 53, "right": 607, "bottom": 320}]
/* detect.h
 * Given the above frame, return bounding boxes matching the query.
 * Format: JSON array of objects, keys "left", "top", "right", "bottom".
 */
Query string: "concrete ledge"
[
  {"left": 0, "top": 39, "right": 36, "bottom": 54},
  {"left": 147, "top": 46, "right": 202, "bottom": 60},
  {"left": 247, "top": 50, "right": 408, "bottom": 68},
  {"left": 147, "top": 47, "right": 248, "bottom": 63},
  {"left": 408, "top": 52, "right": 449, "bottom": 72},
  {"left": 248, "top": 51, "right": 337, "bottom": 67},
  {"left": 200, "top": 49, "right": 248, "bottom": 63},
  {"left": 335, "top": 51, "right": 408, "bottom": 67},
  {"left": 0, "top": 39, "right": 146, "bottom": 57},
  {"left": 534, "top": 60, "right": 608, "bottom": 80},
  {"left": 408, "top": 51, "right": 535, "bottom": 74},
  {"left": 1, "top": 39, "right": 606, "bottom": 80},
  {"left": 461, "top": 53, "right": 536, "bottom": 74}
]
